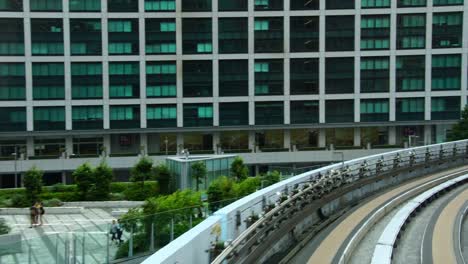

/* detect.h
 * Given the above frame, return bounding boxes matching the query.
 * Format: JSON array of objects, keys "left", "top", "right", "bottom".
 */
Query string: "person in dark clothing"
[
  {"left": 110, "top": 220, "right": 118, "bottom": 243},
  {"left": 29, "top": 204, "right": 38, "bottom": 228},
  {"left": 38, "top": 202, "right": 45, "bottom": 226},
  {"left": 116, "top": 219, "right": 124, "bottom": 244}
]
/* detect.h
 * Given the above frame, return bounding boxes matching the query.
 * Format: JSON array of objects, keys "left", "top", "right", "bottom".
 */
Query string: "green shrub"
[
  {"left": 124, "top": 182, "right": 159, "bottom": 201},
  {"left": 42, "top": 198, "right": 62, "bottom": 207},
  {"left": 10, "top": 194, "right": 30, "bottom": 208},
  {"left": 23, "top": 167, "right": 43, "bottom": 204},
  {"left": 114, "top": 233, "right": 148, "bottom": 260},
  {"left": 0, "top": 218, "right": 10, "bottom": 235},
  {"left": 109, "top": 192, "right": 126, "bottom": 201},
  {"left": 110, "top": 182, "right": 131, "bottom": 193},
  {"left": 40, "top": 191, "right": 80, "bottom": 202},
  {"left": 49, "top": 183, "right": 76, "bottom": 193}
]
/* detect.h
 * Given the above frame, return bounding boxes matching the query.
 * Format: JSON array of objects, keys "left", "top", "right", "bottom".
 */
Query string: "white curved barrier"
[{"left": 143, "top": 140, "right": 468, "bottom": 264}]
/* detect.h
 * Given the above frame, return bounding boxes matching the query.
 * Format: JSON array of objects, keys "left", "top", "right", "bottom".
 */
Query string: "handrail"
[{"left": 143, "top": 139, "right": 468, "bottom": 264}]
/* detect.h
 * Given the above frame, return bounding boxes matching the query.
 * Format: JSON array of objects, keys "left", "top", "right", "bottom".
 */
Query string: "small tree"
[
  {"left": 448, "top": 106, "right": 468, "bottom": 141},
  {"left": 130, "top": 157, "right": 154, "bottom": 188},
  {"left": 23, "top": 166, "right": 43, "bottom": 204},
  {"left": 230, "top": 157, "right": 249, "bottom": 182},
  {"left": 73, "top": 163, "right": 94, "bottom": 200},
  {"left": 261, "top": 170, "right": 281, "bottom": 188},
  {"left": 0, "top": 218, "right": 11, "bottom": 235},
  {"left": 191, "top": 161, "right": 207, "bottom": 191},
  {"left": 154, "top": 163, "right": 172, "bottom": 194},
  {"left": 89, "top": 162, "right": 114, "bottom": 200}
]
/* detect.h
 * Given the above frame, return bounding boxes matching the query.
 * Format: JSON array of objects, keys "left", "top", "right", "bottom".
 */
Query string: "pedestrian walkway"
[{"left": 0, "top": 208, "right": 122, "bottom": 264}]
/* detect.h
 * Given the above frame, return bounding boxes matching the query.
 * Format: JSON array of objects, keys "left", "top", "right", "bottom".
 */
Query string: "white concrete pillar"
[
  {"left": 388, "top": 126, "right": 396, "bottom": 145},
  {"left": 140, "top": 133, "right": 148, "bottom": 155},
  {"left": 424, "top": 125, "right": 432, "bottom": 145},
  {"left": 26, "top": 137, "right": 34, "bottom": 157},
  {"left": 212, "top": 132, "right": 220, "bottom": 153},
  {"left": 319, "top": 128, "right": 326, "bottom": 148},
  {"left": 177, "top": 132, "right": 184, "bottom": 153},
  {"left": 354, "top": 127, "right": 361, "bottom": 147},
  {"left": 103, "top": 134, "right": 111, "bottom": 156},
  {"left": 284, "top": 129, "right": 291, "bottom": 150},
  {"left": 65, "top": 136, "right": 73, "bottom": 156},
  {"left": 248, "top": 130, "right": 256, "bottom": 152}
]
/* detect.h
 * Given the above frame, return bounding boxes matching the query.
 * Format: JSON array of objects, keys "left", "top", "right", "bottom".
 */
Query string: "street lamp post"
[{"left": 11, "top": 147, "right": 18, "bottom": 188}]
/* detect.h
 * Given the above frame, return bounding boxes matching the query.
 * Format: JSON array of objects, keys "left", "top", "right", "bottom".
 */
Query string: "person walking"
[
  {"left": 38, "top": 202, "right": 45, "bottom": 226},
  {"left": 110, "top": 220, "right": 118, "bottom": 243},
  {"left": 116, "top": 219, "right": 124, "bottom": 244},
  {"left": 29, "top": 203, "right": 38, "bottom": 228}
]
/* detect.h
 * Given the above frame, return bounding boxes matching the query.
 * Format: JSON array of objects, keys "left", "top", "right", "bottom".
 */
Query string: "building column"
[
  {"left": 319, "top": 128, "right": 326, "bottom": 148},
  {"left": 354, "top": 127, "right": 361, "bottom": 147},
  {"left": 27, "top": 137, "right": 34, "bottom": 158},
  {"left": 213, "top": 132, "right": 220, "bottom": 153},
  {"left": 140, "top": 133, "right": 148, "bottom": 156},
  {"left": 103, "top": 134, "right": 111, "bottom": 157},
  {"left": 424, "top": 125, "right": 432, "bottom": 145},
  {"left": 284, "top": 129, "right": 291, "bottom": 151},
  {"left": 177, "top": 133, "right": 184, "bottom": 153},
  {"left": 388, "top": 126, "right": 396, "bottom": 145},
  {"left": 65, "top": 136, "right": 73, "bottom": 157},
  {"left": 62, "top": 172, "right": 67, "bottom": 184},
  {"left": 248, "top": 131, "right": 256, "bottom": 153}
]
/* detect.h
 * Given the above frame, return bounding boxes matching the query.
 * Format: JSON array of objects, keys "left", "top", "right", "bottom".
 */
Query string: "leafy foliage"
[
  {"left": 89, "top": 162, "right": 114, "bottom": 200},
  {"left": 191, "top": 162, "right": 207, "bottom": 191},
  {"left": 448, "top": 106, "right": 468, "bottom": 141},
  {"left": 72, "top": 163, "right": 94, "bottom": 200},
  {"left": 153, "top": 164, "right": 172, "bottom": 194},
  {"left": 23, "top": 166, "right": 43, "bottom": 204},
  {"left": 230, "top": 157, "right": 249, "bottom": 182},
  {"left": 261, "top": 170, "right": 281, "bottom": 187},
  {"left": 131, "top": 157, "right": 154, "bottom": 187},
  {"left": 0, "top": 218, "right": 10, "bottom": 235}
]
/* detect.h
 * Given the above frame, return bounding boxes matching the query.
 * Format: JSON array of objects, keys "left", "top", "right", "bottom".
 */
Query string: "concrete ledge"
[
  {"left": 0, "top": 207, "right": 83, "bottom": 215},
  {"left": 62, "top": 201, "right": 144, "bottom": 208},
  {"left": 0, "top": 233, "right": 22, "bottom": 255},
  {"left": 111, "top": 209, "right": 128, "bottom": 217}
]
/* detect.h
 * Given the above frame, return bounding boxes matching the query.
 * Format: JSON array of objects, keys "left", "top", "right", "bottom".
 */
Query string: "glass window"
[
  {"left": 30, "top": 0, "right": 61, "bottom": 11},
  {"left": 396, "top": 98, "right": 425, "bottom": 121},
  {"left": 145, "top": 0, "right": 175, "bottom": 11},
  {"left": 108, "top": 0, "right": 138, "bottom": 12},
  {"left": 219, "top": 18, "right": 248, "bottom": 54},
  {"left": 146, "top": 61, "right": 176, "bottom": 97},
  {"left": 432, "top": 54, "right": 461, "bottom": 91},
  {"left": 110, "top": 105, "right": 140, "bottom": 129},
  {"left": 182, "top": 0, "right": 211, "bottom": 11},
  {"left": 70, "top": 0, "right": 101, "bottom": 11},
  {"left": 361, "top": 15, "right": 390, "bottom": 50},
  {"left": 362, "top": 0, "right": 390, "bottom": 8},
  {"left": 290, "top": 58, "right": 319, "bottom": 95},
  {"left": 255, "top": 59, "right": 283, "bottom": 96},
  {"left": 183, "top": 18, "right": 212, "bottom": 54},
  {"left": 219, "top": 60, "right": 248, "bottom": 96},
  {"left": 290, "top": 17, "right": 319, "bottom": 52},
  {"left": 291, "top": 101, "right": 319, "bottom": 124},
  {"left": 361, "top": 57, "right": 389, "bottom": 93},
  {"left": 255, "top": 101, "right": 283, "bottom": 125},
  {"left": 0, "top": 19, "right": 24, "bottom": 55},
  {"left": 255, "top": 17, "right": 283, "bottom": 53},
  {"left": 326, "top": 16, "right": 354, "bottom": 51},
  {"left": 31, "top": 19, "right": 63, "bottom": 55},
  {"left": 432, "top": 12, "right": 463, "bottom": 49},
  {"left": 109, "top": 62, "right": 139, "bottom": 98},
  {"left": 397, "top": 0, "right": 426, "bottom": 7},
  {"left": 147, "top": 105, "right": 177, "bottom": 128},
  {"left": 72, "top": 106, "right": 103, "bottom": 130},
  {"left": 219, "top": 102, "right": 249, "bottom": 126},
  {"left": 183, "top": 61, "right": 213, "bottom": 97},
  {"left": 218, "top": 0, "right": 247, "bottom": 11},
  {"left": 397, "top": 14, "right": 426, "bottom": 49},
  {"left": 433, "top": 0, "right": 463, "bottom": 5},
  {"left": 326, "top": 57, "right": 354, "bottom": 94},
  {"left": 0, "top": 0, "right": 23, "bottom": 11},
  {"left": 431, "top": 97, "right": 460, "bottom": 120},
  {"left": 326, "top": 0, "right": 354, "bottom": 9},
  {"left": 360, "top": 99, "right": 389, "bottom": 122},
  {"left": 183, "top": 104, "right": 213, "bottom": 127},
  {"left": 0, "top": 107, "right": 26, "bottom": 132},
  {"left": 396, "top": 55, "right": 425, "bottom": 92},
  {"left": 108, "top": 19, "right": 139, "bottom": 55},
  {"left": 32, "top": 63, "right": 64, "bottom": 100},
  {"left": 291, "top": 0, "right": 319, "bottom": 10},
  {"left": 326, "top": 100, "right": 354, "bottom": 123},
  {"left": 146, "top": 19, "right": 176, "bottom": 54},
  {"left": 71, "top": 63, "right": 103, "bottom": 99},
  {"left": 70, "top": 19, "right": 101, "bottom": 55},
  {"left": 0, "top": 63, "right": 25, "bottom": 100},
  {"left": 33, "top": 107, "right": 65, "bottom": 131},
  {"left": 255, "top": 0, "right": 283, "bottom": 10}
]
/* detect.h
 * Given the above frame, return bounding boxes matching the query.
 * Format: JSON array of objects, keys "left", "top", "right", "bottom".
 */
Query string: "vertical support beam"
[
  {"left": 318, "top": 128, "right": 326, "bottom": 148},
  {"left": 424, "top": 125, "right": 432, "bottom": 145},
  {"left": 248, "top": 131, "right": 256, "bottom": 152},
  {"left": 284, "top": 129, "right": 291, "bottom": 150},
  {"left": 212, "top": 132, "right": 220, "bottom": 153},
  {"left": 388, "top": 126, "right": 397, "bottom": 145},
  {"left": 103, "top": 134, "right": 111, "bottom": 157},
  {"left": 176, "top": 133, "right": 184, "bottom": 153},
  {"left": 354, "top": 127, "right": 361, "bottom": 147},
  {"left": 140, "top": 133, "right": 148, "bottom": 156}
]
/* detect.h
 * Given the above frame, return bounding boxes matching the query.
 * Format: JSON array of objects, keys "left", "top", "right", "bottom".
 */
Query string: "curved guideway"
[
  {"left": 425, "top": 188, "right": 468, "bottom": 264},
  {"left": 289, "top": 166, "right": 468, "bottom": 264}
]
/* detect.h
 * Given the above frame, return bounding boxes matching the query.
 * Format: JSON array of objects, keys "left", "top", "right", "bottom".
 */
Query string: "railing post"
[
  {"left": 189, "top": 214, "right": 193, "bottom": 229},
  {"left": 82, "top": 233, "right": 86, "bottom": 264},
  {"left": 55, "top": 234, "right": 59, "bottom": 264},
  {"left": 170, "top": 217, "right": 174, "bottom": 241},
  {"left": 73, "top": 234, "right": 77, "bottom": 264},
  {"left": 150, "top": 222, "right": 155, "bottom": 251},
  {"left": 64, "top": 237, "right": 69, "bottom": 264},
  {"left": 106, "top": 225, "right": 110, "bottom": 264},
  {"left": 128, "top": 226, "right": 134, "bottom": 257},
  {"left": 28, "top": 244, "right": 32, "bottom": 264}
]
